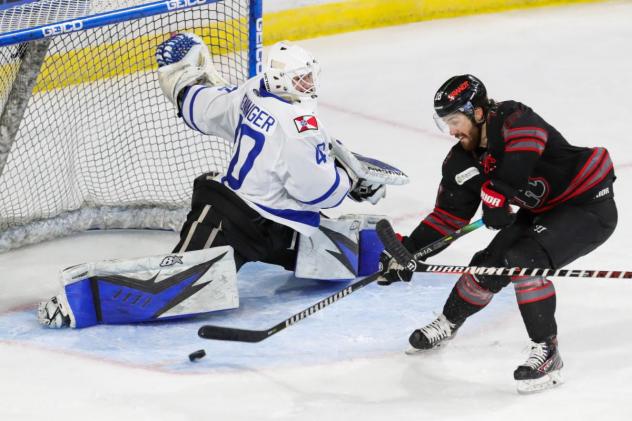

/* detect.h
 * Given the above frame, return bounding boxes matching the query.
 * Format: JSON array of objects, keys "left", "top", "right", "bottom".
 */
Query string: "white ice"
[{"left": 2, "top": 2, "right": 632, "bottom": 420}]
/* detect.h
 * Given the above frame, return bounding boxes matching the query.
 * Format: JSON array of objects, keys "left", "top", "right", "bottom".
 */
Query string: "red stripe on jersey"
[
  {"left": 559, "top": 148, "right": 604, "bottom": 196},
  {"left": 505, "top": 147, "right": 545, "bottom": 154},
  {"left": 433, "top": 207, "right": 469, "bottom": 225},
  {"left": 571, "top": 160, "right": 613, "bottom": 198},
  {"left": 427, "top": 212, "right": 458, "bottom": 230},
  {"left": 429, "top": 212, "right": 459, "bottom": 230},
  {"left": 503, "top": 126, "right": 548, "bottom": 143},
  {"left": 533, "top": 148, "right": 613, "bottom": 212},
  {"left": 422, "top": 219, "right": 449, "bottom": 236},
  {"left": 505, "top": 137, "right": 546, "bottom": 147},
  {"left": 505, "top": 138, "right": 546, "bottom": 155},
  {"left": 547, "top": 148, "right": 605, "bottom": 205}
]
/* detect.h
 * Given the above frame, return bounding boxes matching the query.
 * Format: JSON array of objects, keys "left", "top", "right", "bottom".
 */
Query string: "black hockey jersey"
[{"left": 404, "top": 100, "right": 615, "bottom": 254}]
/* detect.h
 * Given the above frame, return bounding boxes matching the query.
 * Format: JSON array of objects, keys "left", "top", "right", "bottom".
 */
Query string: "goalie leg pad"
[
  {"left": 58, "top": 247, "right": 238, "bottom": 328},
  {"left": 295, "top": 217, "right": 359, "bottom": 281},
  {"left": 339, "top": 214, "right": 388, "bottom": 275},
  {"left": 295, "top": 214, "right": 387, "bottom": 280}
]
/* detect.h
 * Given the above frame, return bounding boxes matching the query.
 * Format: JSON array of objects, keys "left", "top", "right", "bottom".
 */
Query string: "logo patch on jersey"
[
  {"left": 513, "top": 177, "right": 550, "bottom": 209},
  {"left": 294, "top": 115, "right": 318, "bottom": 133},
  {"left": 455, "top": 167, "right": 480, "bottom": 185}
]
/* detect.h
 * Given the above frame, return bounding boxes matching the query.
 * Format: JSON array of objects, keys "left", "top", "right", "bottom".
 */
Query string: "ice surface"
[{"left": 1, "top": 2, "right": 632, "bottom": 420}]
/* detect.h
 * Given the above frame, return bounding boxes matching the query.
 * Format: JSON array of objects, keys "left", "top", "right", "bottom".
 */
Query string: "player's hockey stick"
[
  {"left": 197, "top": 218, "right": 484, "bottom": 343},
  {"left": 376, "top": 219, "right": 629, "bottom": 279}
]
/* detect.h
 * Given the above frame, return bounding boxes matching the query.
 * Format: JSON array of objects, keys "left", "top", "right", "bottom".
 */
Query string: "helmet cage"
[{"left": 264, "top": 41, "right": 321, "bottom": 101}]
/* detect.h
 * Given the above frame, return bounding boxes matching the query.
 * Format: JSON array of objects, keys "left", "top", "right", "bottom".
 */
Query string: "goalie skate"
[
  {"left": 405, "top": 313, "right": 461, "bottom": 355},
  {"left": 37, "top": 295, "right": 71, "bottom": 328},
  {"left": 514, "top": 336, "right": 564, "bottom": 394}
]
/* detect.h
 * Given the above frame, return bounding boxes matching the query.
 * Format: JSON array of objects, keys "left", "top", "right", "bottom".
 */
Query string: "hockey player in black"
[{"left": 378, "top": 74, "right": 617, "bottom": 393}]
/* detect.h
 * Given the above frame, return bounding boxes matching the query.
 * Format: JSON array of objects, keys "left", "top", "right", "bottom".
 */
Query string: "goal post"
[{"left": 0, "top": 0, "right": 263, "bottom": 252}]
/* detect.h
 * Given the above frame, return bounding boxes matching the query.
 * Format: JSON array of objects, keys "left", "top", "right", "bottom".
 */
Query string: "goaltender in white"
[{"left": 37, "top": 34, "right": 408, "bottom": 329}]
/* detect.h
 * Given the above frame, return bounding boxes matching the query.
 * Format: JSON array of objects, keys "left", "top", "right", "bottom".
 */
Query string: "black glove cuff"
[{"left": 487, "top": 178, "right": 518, "bottom": 200}]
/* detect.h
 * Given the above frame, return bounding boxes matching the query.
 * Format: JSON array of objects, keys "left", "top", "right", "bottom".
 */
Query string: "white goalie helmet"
[{"left": 263, "top": 40, "right": 321, "bottom": 102}]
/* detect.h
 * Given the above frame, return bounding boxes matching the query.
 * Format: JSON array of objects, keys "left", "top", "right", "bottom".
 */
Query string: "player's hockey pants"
[{"left": 443, "top": 197, "right": 617, "bottom": 342}]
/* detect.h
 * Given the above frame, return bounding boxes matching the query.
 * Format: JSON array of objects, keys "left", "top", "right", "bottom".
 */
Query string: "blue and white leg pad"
[
  {"left": 295, "top": 214, "right": 387, "bottom": 281},
  {"left": 59, "top": 247, "right": 238, "bottom": 328}
]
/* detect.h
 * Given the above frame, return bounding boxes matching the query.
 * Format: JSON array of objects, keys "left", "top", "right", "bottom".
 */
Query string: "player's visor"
[
  {"left": 433, "top": 111, "right": 472, "bottom": 134},
  {"left": 433, "top": 101, "right": 475, "bottom": 133}
]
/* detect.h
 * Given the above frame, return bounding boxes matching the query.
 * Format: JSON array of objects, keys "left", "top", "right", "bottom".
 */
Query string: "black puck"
[{"left": 189, "top": 349, "right": 206, "bottom": 362}]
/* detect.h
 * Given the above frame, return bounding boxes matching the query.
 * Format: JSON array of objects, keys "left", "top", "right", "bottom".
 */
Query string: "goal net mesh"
[{"left": 0, "top": 0, "right": 254, "bottom": 250}]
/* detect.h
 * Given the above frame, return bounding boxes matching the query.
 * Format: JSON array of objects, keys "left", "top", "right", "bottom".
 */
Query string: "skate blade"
[
  {"left": 404, "top": 342, "right": 448, "bottom": 355},
  {"left": 516, "top": 370, "right": 563, "bottom": 394}
]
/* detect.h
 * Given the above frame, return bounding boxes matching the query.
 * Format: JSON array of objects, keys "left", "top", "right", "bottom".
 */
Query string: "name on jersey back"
[{"left": 240, "top": 96, "right": 276, "bottom": 133}]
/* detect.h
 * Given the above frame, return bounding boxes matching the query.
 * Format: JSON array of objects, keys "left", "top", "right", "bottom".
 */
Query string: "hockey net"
[{"left": 0, "top": 0, "right": 260, "bottom": 251}]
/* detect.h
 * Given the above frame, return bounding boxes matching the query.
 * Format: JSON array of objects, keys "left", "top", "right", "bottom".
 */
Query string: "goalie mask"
[{"left": 263, "top": 41, "right": 321, "bottom": 102}]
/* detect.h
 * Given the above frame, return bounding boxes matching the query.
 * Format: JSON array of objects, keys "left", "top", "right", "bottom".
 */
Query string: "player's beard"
[{"left": 458, "top": 125, "right": 481, "bottom": 151}]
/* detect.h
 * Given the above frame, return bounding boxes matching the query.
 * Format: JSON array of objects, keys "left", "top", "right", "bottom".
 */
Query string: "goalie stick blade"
[{"left": 198, "top": 325, "right": 269, "bottom": 343}]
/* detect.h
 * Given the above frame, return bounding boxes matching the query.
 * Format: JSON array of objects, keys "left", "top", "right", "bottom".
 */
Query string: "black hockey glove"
[
  {"left": 481, "top": 180, "right": 516, "bottom": 230},
  {"left": 377, "top": 250, "right": 413, "bottom": 285}
]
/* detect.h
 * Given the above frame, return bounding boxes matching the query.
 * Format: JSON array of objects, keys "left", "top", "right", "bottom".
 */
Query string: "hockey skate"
[
  {"left": 406, "top": 313, "right": 462, "bottom": 355},
  {"left": 37, "top": 295, "right": 71, "bottom": 328},
  {"left": 514, "top": 336, "right": 564, "bottom": 394}
]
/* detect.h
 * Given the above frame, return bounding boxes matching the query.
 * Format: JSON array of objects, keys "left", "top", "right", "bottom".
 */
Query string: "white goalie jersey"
[{"left": 179, "top": 76, "right": 351, "bottom": 235}]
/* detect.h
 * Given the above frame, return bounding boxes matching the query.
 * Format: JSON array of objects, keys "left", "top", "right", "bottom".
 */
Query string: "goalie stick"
[
  {"left": 197, "top": 219, "right": 484, "bottom": 343},
  {"left": 376, "top": 219, "right": 630, "bottom": 280}
]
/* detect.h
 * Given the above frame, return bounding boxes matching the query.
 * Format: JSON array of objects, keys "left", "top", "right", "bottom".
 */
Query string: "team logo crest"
[{"left": 294, "top": 115, "right": 318, "bottom": 133}]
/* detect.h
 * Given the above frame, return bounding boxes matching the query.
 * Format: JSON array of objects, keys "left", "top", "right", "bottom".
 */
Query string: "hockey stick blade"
[
  {"left": 198, "top": 272, "right": 380, "bottom": 343},
  {"left": 376, "top": 218, "right": 484, "bottom": 269},
  {"left": 198, "top": 325, "right": 269, "bottom": 343},
  {"left": 198, "top": 219, "right": 483, "bottom": 343}
]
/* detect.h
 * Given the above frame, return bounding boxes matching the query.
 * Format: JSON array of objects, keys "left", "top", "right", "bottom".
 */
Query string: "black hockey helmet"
[{"left": 433, "top": 74, "right": 488, "bottom": 118}]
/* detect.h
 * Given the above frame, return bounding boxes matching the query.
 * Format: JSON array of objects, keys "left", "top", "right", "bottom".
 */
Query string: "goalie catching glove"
[
  {"left": 348, "top": 180, "right": 386, "bottom": 205},
  {"left": 156, "top": 32, "right": 229, "bottom": 106},
  {"left": 330, "top": 138, "right": 408, "bottom": 205}
]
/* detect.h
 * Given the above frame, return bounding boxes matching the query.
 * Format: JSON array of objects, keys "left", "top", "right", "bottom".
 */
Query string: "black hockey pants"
[
  {"left": 443, "top": 196, "right": 617, "bottom": 342},
  {"left": 173, "top": 173, "right": 298, "bottom": 271}
]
